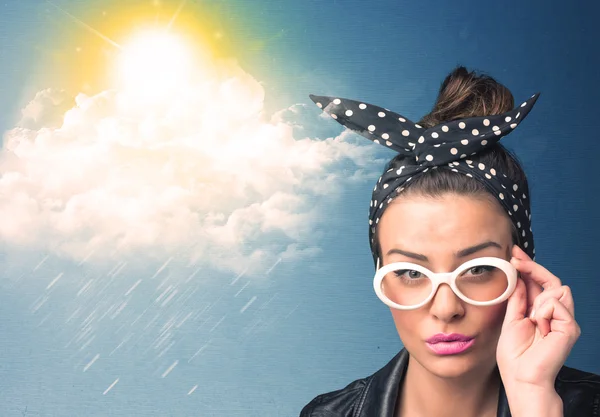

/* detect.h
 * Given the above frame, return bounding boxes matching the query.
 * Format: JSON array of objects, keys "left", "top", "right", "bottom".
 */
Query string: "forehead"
[{"left": 377, "top": 193, "right": 512, "bottom": 255}]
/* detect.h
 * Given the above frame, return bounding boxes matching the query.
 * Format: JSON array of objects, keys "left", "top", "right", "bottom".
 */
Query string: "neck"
[{"left": 396, "top": 355, "right": 500, "bottom": 417}]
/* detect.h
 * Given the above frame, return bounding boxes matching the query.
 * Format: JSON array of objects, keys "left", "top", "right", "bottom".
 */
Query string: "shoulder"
[
  {"left": 555, "top": 365, "right": 600, "bottom": 416},
  {"left": 299, "top": 376, "right": 370, "bottom": 417},
  {"left": 299, "top": 349, "right": 409, "bottom": 417}
]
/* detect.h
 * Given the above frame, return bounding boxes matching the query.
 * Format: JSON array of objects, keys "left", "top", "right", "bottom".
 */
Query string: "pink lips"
[{"left": 425, "top": 333, "right": 475, "bottom": 355}]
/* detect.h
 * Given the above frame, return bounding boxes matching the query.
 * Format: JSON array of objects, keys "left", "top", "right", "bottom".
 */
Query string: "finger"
[
  {"left": 533, "top": 297, "right": 579, "bottom": 339},
  {"left": 502, "top": 277, "right": 527, "bottom": 328},
  {"left": 511, "top": 257, "right": 562, "bottom": 290},
  {"left": 512, "top": 245, "right": 532, "bottom": 261},
  {"left": 532, "top": 285, "right": 575, "bottom": 318},
  {"left": 510, "top": 256, "right": 542, "bottom": 316},
  {"left": 522, "top": 268, "right": 543, "bottom": 315}
]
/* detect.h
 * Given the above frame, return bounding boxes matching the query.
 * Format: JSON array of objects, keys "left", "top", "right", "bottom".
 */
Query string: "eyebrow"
[{"left": 386, "top": 241, "right": 503, "bottom": 262}]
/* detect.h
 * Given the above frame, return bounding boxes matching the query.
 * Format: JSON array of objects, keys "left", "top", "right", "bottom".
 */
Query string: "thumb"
[{"left": 502, "top": 278, "right": 528, "bottom": 329}]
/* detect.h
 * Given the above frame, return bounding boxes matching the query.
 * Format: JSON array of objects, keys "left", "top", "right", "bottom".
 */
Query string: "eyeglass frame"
[{"left": 373, "top": 256, "right": 518, "bottom": 310}]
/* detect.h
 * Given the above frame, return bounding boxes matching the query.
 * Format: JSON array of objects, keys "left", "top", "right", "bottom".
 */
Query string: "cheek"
[
  {"left": 470, "top": 303, "right": 507, "bottom": 338},
  {"left": 389, "top": 310, "right": 422, "bottom": 340}
]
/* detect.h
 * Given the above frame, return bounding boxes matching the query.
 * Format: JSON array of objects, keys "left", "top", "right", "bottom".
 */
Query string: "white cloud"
[
  {"left": 0, "top": 58, "right": 381, "bottom": 275},
  {"left": 17, "top": 88, "right": 74, "bottom": 130}
]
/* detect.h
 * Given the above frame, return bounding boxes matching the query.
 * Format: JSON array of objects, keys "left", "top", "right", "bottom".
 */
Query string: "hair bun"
[{"left": 418, "top": 66, "right": 515, "bottom": 128}]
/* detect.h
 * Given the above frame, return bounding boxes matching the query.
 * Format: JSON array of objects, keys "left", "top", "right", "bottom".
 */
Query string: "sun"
[{"left": 117, "top": 30, "right": 194, "bottom": 100}]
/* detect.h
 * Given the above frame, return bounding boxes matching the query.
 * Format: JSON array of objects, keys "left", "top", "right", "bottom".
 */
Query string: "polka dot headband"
[{"left": 309, "top": 92, "right": 540, "bottom": 266}]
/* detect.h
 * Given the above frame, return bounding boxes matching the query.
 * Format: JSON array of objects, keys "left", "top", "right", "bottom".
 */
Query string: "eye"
[
  {"left": 394, "top": 269, "right": 423, "bottom": 279},
  {"left": 468, "top": 266, "right": 495, "bottom": 275}
]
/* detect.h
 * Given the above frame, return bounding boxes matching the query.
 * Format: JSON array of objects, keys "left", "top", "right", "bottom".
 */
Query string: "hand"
[{"left": 496, "top": 245, "right": 581, "bottom": 392}]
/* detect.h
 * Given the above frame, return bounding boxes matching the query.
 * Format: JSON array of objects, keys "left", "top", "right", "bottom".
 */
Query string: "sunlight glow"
[{"left": 118, "top": 30, "right": 193, "bottom": 100}]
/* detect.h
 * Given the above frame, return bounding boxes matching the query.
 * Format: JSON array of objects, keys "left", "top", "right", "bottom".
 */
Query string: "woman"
[{"left": 300, "top": 67, "right": 600, "bottom": 417}]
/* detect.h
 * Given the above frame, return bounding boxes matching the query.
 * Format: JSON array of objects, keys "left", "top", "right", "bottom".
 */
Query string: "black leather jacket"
[{"left": 300, "top": 348, "right": 600, "bottom": 417}]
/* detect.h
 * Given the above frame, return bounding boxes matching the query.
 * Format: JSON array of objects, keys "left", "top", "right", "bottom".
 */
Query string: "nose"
[{"left": 429, "top": 283, "right": 465, "bottom": 321}]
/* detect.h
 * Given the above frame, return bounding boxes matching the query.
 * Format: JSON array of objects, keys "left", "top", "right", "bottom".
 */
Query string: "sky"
[{"left": 0, "top": 0, "right": 599, "bottom": 416}]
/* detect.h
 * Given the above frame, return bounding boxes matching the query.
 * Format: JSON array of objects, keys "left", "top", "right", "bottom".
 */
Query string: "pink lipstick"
[{"left": 425, "top": 333, "right": 475, "bottom": 355}]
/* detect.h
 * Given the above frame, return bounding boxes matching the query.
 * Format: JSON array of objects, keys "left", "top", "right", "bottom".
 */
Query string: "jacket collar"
[{"left": 356, "top": 348, "right": 512, "bottom": 417}]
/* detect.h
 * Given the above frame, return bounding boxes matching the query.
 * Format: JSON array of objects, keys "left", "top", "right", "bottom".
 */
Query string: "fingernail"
[{"left": 530, "top": 309, "right": 536, "bottom": 319}]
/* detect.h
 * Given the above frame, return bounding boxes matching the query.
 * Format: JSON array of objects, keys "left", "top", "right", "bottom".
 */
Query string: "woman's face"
[{"left": 377, "top": 193, "right": 514, "bottom": 379}]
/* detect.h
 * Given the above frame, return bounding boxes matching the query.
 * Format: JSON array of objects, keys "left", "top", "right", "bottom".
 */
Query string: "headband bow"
[{"left": 309, "top": 92, "right": 540, "bottom": 265}]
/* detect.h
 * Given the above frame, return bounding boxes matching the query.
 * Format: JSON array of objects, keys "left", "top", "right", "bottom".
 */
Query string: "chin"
[{"left": 415, "top": 349, "right": 490, "bottom": 380}]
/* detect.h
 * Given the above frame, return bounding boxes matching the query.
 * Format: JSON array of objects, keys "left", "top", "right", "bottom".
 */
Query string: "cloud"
[
  {"left": 17, "top": 88, "right": 74, "bottom": 130},
  {"left": 0, "top": 58, "right": 381, "bottom": 275}
]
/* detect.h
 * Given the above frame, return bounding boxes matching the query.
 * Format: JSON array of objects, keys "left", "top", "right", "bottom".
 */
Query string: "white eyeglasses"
[{"left": 373, "top": 257, "right": 517, "bottom": 310}]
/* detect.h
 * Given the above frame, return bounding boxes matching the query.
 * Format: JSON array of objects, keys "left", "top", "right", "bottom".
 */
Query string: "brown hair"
[
  {"left": 418, "top": 66, "right": 515, "bottom": 129},
  {"left": 374, "top": 66, "right": 530, "bottom": 261}
]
